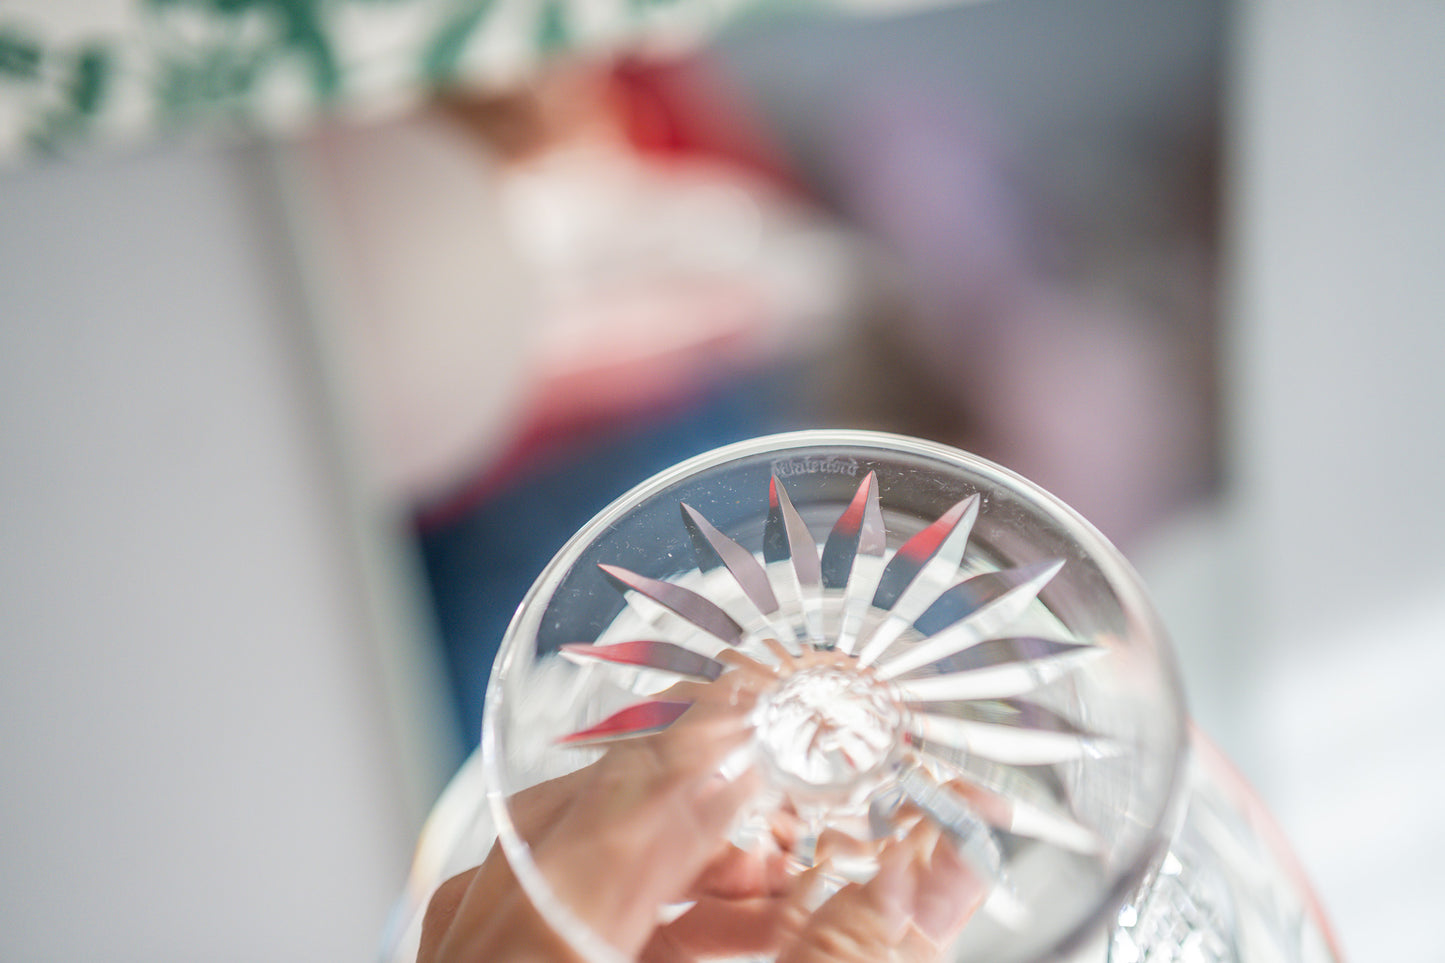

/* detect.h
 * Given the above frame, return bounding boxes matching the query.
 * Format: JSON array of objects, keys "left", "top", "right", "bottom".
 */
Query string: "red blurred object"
[{"left": 611, "top": 56, "right": 806, "bottom": 195}]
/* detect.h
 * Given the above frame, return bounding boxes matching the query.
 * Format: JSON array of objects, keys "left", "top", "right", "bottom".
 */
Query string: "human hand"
[{"left": 417, "top": 675, "right": 984, "bottom": 962}]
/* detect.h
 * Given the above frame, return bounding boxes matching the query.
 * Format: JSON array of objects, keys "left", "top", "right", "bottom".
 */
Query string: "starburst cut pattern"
[{"left": 556, "top": 470, "right": 1113, "bottom": 922}]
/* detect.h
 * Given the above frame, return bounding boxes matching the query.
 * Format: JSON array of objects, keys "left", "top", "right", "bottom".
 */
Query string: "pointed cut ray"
[
  {"left": 557, "top": 699, "right": 691, "bottom": 746},
  {"left": 999, "top": 793, "right": 1101, "bottom": 855},
  {"left": 897, "top": 766, "right": 1004, "bottom": 878},
  {"left": 892, "top": 638, "right": 1100, "bottom": 703},
  {"left": 680, "top": 503, "right": 780, "bottom": 619},
  {"left": 955, "top": 697, "right": 1085, "bottom": 730},
  {"left": 896, "top": 766, "right": 1029, "bottom": 928},
  {"left": 869, "top": 494, "right": 979, "bottom": 610},
  {"left": 927, "top": 751, "right": 1072, "bottom": 825},
  {"left": 917, "top": 766, "right": 1101, "bottom": 855},
  {"left": 871, "top": 761, "right": 1094, "bottom": 856},
  {"left": 910, "top": 563, "right": 1066, "bottom": 639},
  {"left": 854, "top": 495, "right": 980, "bottom": 665},
  {"left": 929, "top": 636, "right": 1096, "bottom": 674},
  {"left": 681, "top": 506, "right": 726, "bottom": 574},
  {"left": 561, "top": 641, "right": 725, "bottom": 682},
  {"left": 820, "top": 471, "right": 886, "bottom": 589},
  {"left": 875, "top": 559, "right": 1065, "bottom": 679},
  {"left": 905, "top": 711, "right": 1110, "bottom": 766},
  {"left": 598, "top": 563, "right": 744, "bottom": 645},
  {"left": 765, "top": 476, "right": 825, "bottom": 645},
  {"left": 821, "top": 472, "right": 888, "bottom": 655}
]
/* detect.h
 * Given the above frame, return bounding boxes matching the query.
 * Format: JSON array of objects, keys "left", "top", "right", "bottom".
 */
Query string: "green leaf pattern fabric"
[{"left": 0, "top": 0, "right": 749, "bottom": 161}]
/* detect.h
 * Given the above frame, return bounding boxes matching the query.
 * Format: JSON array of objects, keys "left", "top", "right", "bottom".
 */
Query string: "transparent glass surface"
[
  {"left": 477, "top": 430, "right": 1189, "bottom": 962},
  {"left": 385, "top": 737, "right": 1345, "bottom": 963},
  {"left": 383, "top": 431, "right": 1346, "bottom": 963},
  {"left": 1103, "top": 732, "right": 1343, "bottom": 963}
]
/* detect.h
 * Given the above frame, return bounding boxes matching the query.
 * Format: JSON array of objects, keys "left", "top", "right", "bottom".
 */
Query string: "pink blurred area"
[
  {"left": 307, "top": 26, "right": 1222, "bottom": 548},
  {"left": 303, "top": 59, "right": 866, "bottom": 515}
]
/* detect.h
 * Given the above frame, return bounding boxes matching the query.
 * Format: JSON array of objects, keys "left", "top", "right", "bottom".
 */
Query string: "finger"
[
  {"left": 769, "top": 799, "right": 803, "bottom": 853},
  {"left": 645, "top": 858, "right": 836, "bottom": 963},
  {"left": 423, "top": 671, "right": 770, "bottom": 963},
  {"left": 419, "top": 767, "right": 603, "bottom": 963},
  {"left": 779, "top": 820, "right": 985, "bottom": 963},
  {"left": 437, "top": 672, "right": 766, "bottom": 961},
  {"left": 419, "top": 842, "right": 519, "bottom": 963},
  {"left": 762, "top": 637, "right": 797, "bottom": 668},
  {"left": 424, "top": 848, "right": 581, "bottom": 963},
  {"left": 532, "top": 756, "right": 763, "bottom": 957},
  {"left": 605, "top": 680, "right": 758, "bottom": 789},
  {"left": 417, "top": 868, "right": 478, "bottom": 963},
  {"left": 510, "top": 765, "right": 594, "bottom": 844},
  {"left": 910, "top": 831, "right": 983, "bottom": 946},
  {"left": 884, "top": 818, "right": 983, "bottom": 954},
  {"left": 689, "top": 844, "right": 791, "bottom": 900},
  {"left": 945, "top": 778, "right": 1012, "bottom": 829},
  {"left": 442, "top": 880, "right": 582, "bottom": 963},
  {"left": 641, "top": 894, "right": 794, "bottom": 962},
  {"left": 778, "top": 846, "right": 915, "bottom": 963},
  {"left": 814, "top": 826, "right": 876, "bottom": 866},
  {"left": 658, "top": 661, "right": 777, "bottom": 712},
  {"left": 554, "top": 675, "right": 759, "bottom": 847},
  {"left": 689, "top": 759, "right": 764, "bottom": 844},
  {"left": 714, "top": 647, "right": 782, "bottom": 682}
]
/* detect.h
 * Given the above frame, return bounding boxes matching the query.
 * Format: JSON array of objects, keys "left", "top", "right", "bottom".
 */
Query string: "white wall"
[
  {"left": 0, "top": 141, "right": 452, "bottom": 961},
  {"left": 1228, "top": 0, "right": 1445, "bottom": 649},
  {"left": 1223, "top": 3, "right": 1445, "bottom": 957}
]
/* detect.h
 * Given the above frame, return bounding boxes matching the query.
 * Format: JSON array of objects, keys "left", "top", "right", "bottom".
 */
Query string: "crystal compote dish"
[{"left": 386, "top": 431, "right": 1342, "bottom": 963}]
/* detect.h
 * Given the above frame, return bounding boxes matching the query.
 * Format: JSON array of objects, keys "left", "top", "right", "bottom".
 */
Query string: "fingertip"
[
  {"left": 910, "top": 832, "right": 987, "bottom": 947},
  {"left": 693, "top": 755, "right": 763, "bottom": 839},
  {"left": 869, "top": 840, "right": 921, "bottom": 939},
  {"left": 778, "top": 876, "right": 909, "bottom": 963}
]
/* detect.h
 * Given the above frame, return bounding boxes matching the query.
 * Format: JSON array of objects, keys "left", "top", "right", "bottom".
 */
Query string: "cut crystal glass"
[{"left": 384, "top": 431, "right": 1342, "bottom": 963}]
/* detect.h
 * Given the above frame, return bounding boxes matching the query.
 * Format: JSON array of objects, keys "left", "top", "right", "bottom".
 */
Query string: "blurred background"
[{"left": 1, "top": 0, "right": 1441, "bottom": 959}]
